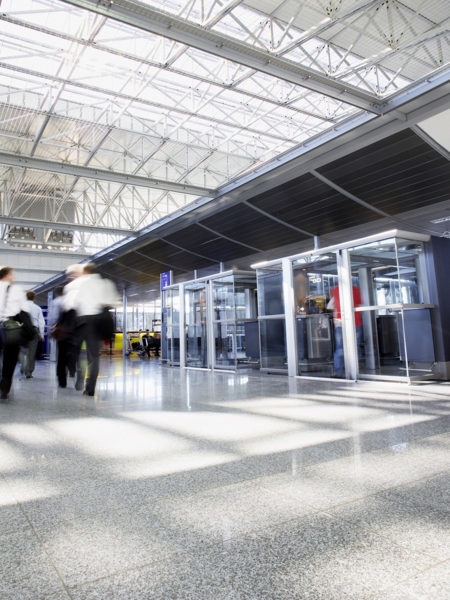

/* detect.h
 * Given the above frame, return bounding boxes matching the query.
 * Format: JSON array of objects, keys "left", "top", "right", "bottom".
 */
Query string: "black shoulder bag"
[{"left": 0, "top": 286, "right": 35, "bottom": 347}]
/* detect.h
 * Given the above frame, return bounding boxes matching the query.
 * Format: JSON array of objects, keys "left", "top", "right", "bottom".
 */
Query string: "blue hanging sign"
[{"left": 160, "top": 271, "right": 172, "bottom": 291}]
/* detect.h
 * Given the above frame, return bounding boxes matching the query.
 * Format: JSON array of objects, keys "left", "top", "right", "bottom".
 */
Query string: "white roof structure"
[{"left": 1, "top": 0, "right": 450, "bottom": 254}]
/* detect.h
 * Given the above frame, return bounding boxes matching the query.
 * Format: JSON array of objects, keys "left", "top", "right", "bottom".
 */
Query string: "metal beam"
[
  {"left": 0, "top": 215, "right": 138, "bottom": 237},
  {"left": 242, "top": 200, "right": 314, "bottom": 238},
  {"left": 409, "top": 124, "right": 450, "bottom": 162},
  {"left": 380, "top": 67, "right": 450, "bottom": 115},
  {"left": 0, "top": 62, "right": 298, "bottom": 144},
  {"left": 0, "top": 152, "right": 213, "bottom": 197},
  {"left": 59, "top": 0, "right": 381, "bottom": 114},
  {"left": 196, "top": 222, "right": 262, "bottom": 252}
]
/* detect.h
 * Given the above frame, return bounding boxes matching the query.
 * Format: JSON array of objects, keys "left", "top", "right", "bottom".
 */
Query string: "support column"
[{"left": 282, "top": 258, "right": 297, "bottom": 377}]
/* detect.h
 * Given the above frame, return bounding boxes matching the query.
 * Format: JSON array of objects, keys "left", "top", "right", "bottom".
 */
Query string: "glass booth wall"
[
  {"left": 166, "top": 287, "right": 180, "bottom": 365},
  {"left": 212, "top": 274, "right": 258, "bottom": 369},
  {"left": 348, "top": 237, "right": 433, "bottom": 379},
  {"left": 292, "top": 253, "right": 340, "bottom": 378},
  {"left": 257, "top": 266, "right": 287, "bottom": 372},
  {"left": 185, "top": 282, "right": 208, "bottom": 368}
]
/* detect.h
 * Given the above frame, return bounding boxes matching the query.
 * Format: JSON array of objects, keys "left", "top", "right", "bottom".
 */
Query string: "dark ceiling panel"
[
  {"left": 353, "top": 165, "right": 450, "bottom": 211},
  {"left": 137, "top": 237, "right": 214, "bottom": 271},
  {"left": 317, "top": 129, "right": 450, "bottom": 217},
  {"left": 200, "top": 204, "right": 305, "bottom": 250},
  {"left": 163, "top": 224, "right": 254, "bottom": 262},
  {"left": 164, "top": 223, "right": 223, "bottom": 250},
  {"left": 247, "top": 171, "right": 380, "bottom": 234},
  {"left": 318, "top": 129, "right": 424, "bottom": 181}
]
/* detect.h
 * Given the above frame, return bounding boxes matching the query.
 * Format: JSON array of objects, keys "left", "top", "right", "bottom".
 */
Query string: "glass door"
[
  {"left": 292, "top": 253, "right": 343, "bottom": 378},
  {"left": 212, "top": 273, "right": 258, "bottom": 370},
  {"left": 212, "top": 275, "right": 235, "bottom": 369},
  {"left": 257, "top": 266, "right": 287, "bottom": 372},
  {"left": 185, "top": 282, "right": 208, "bottom": 368},
  {"left": 348, "top": 237, "right": 433, "bottom": 379}
]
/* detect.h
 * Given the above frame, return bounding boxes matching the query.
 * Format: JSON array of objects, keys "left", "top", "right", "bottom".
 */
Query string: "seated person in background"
[
  {"left": 141, "top": 329, "right": 153, "bottom": 357},
  {"left": 153, "top": 333, "right": 161, "bottom": 357}
]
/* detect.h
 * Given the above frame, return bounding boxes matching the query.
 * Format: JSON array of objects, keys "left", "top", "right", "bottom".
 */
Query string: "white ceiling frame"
[
  {"left": 278, "top": 0, "right": 382, "bottom": 54},
  {"left": 0, "top": 13, "right": 344, "bottom": 123},
  {"left": 0, "top": 63, "right": 305, "bottom": 145},
  {"left": 90, "top": 140, "right": 169, "bottom": 227},
  {"left": 0, "top": 151, "right": 213, "bottom": 196},
  {"left": 203, "top": 0, "right": 246, "bottom": 29},
  {"left": 337, "top": 24, "right": 450, "bottom": 81},
  {"left": 59, "top": 0, "right": 381, "bottom": 113}
]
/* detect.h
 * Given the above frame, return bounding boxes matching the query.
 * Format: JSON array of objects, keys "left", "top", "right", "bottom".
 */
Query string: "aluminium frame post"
[
  {"left": 282, "top": 258, "right": 298, "bottom": 377},
  {"left": 338, "top": 248, "right": 358, "bottom": 381},
  {"left": 179, "top": 283, "right": 186, "bottom": 369}
]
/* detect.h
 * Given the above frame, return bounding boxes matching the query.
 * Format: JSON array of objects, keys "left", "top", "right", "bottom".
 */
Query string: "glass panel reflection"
[
  {"left": 234, "top": 275, "right": 258, "bottom": 320},
  {"left": 260, "top": 319, "right": 287, "bottom": 371},
  {"left": 167, "top": 288, "right": 180, "bottom": 365},
  {"left": 349, "top": 238, "right": 426, "bottom": 308},
  {"left": 348, "top": 236, "right": 431, "bottom": 378},
  {"left": 293, "top": 254, "right": 341, "bottom": 377},
  {"left": 214, "top": 323, "right": 235, "bottom": 368},
  {"left": 257, "top": 267, "right": 284, "bottom": 316},
  {"left": 212, "top": 273, "right": 258, "bottom": 370},
  {"left": 212, "top": 276, "right": 234, "bottom": 321},
  {"left": 395, "top": 239, "right": 425, "bottom": 303},
  {"left": 185, "top": 283, "right": 208, "bottom": 368}
]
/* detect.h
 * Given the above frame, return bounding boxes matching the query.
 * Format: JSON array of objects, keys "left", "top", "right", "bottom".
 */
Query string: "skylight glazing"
[{"left": 1, "top": 0, "right": 450, "bottom": 256}]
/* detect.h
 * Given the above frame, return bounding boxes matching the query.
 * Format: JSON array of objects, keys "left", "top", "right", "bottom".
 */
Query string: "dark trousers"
[
  {"left": 76, "top": 316, "right": 101, "bottom": 394},
  {"left": 56, "top": 338, "right": 78, "bottom": 387},
  {"left": 19, "top": 327, "right": 39, "bottom": 377},
  {"left": 0, "top": 343, "right": 20, "bottom": 394}
]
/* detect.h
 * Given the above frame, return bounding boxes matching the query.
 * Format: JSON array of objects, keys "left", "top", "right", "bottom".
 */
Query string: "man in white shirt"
[
  {"left": 19, "top": 291, "right": 45, "bottom": 378},
  {"left": 63, "top": 263, "right": 118, "bottom": 396},
  {"left": 0, "top": 266, "right": 29, "bottom": 399}
]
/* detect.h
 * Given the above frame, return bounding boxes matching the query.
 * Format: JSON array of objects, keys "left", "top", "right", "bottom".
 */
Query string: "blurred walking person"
[
  {"left": 19, "top": 291, "right": 45, "bottom": 378},
  {"left": 0, "top": 267, "right": 32, "bottom": 400},
  {"left": 49, "top": 265, "right": 84, "bottom": 389},
  {"left": 63, "top": 264, "right": 118, "bottom": 396},
  {"left": 49, "top": 286, "right": 71, "bottom": 388}
]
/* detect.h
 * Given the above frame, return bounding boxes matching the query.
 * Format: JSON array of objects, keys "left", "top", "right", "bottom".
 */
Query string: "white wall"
[{"left": 0, "top": 247, "right": 89, "bottom": 290}]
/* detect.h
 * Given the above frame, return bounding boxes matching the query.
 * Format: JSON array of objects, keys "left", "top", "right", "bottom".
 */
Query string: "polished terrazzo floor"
[{"left": 1, "top": 357, "right": 449, "bottom": 599}]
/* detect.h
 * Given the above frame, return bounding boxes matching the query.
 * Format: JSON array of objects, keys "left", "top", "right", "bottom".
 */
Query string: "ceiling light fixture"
[{"left": 431, "top": 216, "right": 450, "bottom": 224}]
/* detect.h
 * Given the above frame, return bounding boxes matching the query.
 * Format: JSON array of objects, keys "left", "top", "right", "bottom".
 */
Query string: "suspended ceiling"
[{"left": 1, "top": 0, "right": 450, "bottom": 298}]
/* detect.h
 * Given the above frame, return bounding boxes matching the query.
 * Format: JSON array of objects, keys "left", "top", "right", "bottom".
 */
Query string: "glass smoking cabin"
[
  {"left": 161, "top": 271, "right": 258, "bottom": 371},
  {"left": 254, "top": 230, "right": 439, "bottom": 383}
]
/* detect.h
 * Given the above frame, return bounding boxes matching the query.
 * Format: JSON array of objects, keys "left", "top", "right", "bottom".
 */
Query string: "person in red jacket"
[{"left": 327, "top": 285, "right": 363, "bottom": 378}]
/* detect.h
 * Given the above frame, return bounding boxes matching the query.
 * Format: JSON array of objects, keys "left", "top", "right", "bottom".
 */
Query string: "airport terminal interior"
[{"left": 1, "top": 0, "right": 450, "bottom": 598}]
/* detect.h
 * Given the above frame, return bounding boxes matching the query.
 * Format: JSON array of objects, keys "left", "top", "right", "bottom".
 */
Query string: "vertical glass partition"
[
  {"left": 185, "top": 281, "right": 208, "bottom": 368},
  {"left": 166, "top": 287, "right": 180, "bottom": 366},
  {"left": 212, "top": 273, "right": 258, "bottom": 370},
  {"left": 257, "top": 266, "right": 287, "bottom": 372},
  {"left": 348, "top": 238, "right": 433, "bottom": 379},
  {"left": 292, "top": 254, "right": 341, "bottom": 377}
]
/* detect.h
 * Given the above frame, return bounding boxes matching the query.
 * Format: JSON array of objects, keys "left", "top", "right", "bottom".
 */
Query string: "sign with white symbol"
[{"left": 160, "top": 271, "right": 172, "bottom": 291}]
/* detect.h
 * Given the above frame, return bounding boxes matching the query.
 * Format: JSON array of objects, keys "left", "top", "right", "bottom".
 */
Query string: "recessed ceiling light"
[{"left": 431, "top": 216, "right": 450, "bottom": 224}]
